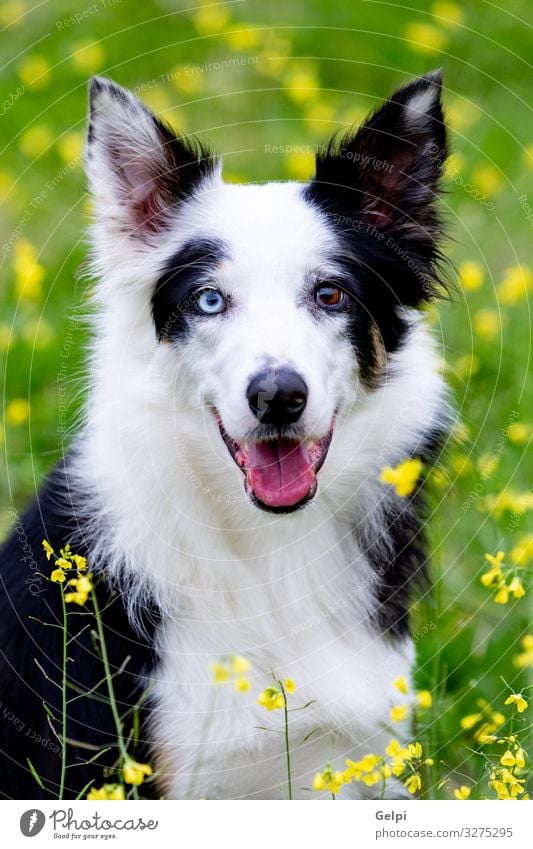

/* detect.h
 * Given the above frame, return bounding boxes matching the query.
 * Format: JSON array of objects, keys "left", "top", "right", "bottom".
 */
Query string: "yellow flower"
[
  {"left": 0, "top": 2, "right": 25, "bottom": 27},
  {"left": 17, "top": 54, "right": 51, "bottom": 89},
  {"left": 234, "top": 677, "right": 250, "bottom": 693},
  {"left": 390, "top": 704, "right": 408, "bottom": 723},
  {"left": 72, "top": 554, "right": 87, "bottom": 571},
  {"left": 445, "top": 98, "right": 481, "bottom": 132},
  {"left": 407, "top": 742, "right": 423, "bottom": 759},
  {"left": 284, "top": 678, "right": 296, "bottom": 694},
  {"left": 192, "top": 5, "right": 231, "bottom": 35},
  {"left": 508, "top": 576, "right": 525, "bottom": 599},
  {"left": 385, "top": 739, "right": 407, "bottom": 758},
  {"left": 443, "top": 152, "right": 465, "bottom": 178},
  {"left": 209, "top": 661, "right": 231, "bottom": 684},
  {"left": 54, "top": 557, "right": 71, "bottom": 571},
  {"left": 122, "top": 758, "right": 153, "bottom": 786},
  {"left": 508, "top": 423, "right": 532, "bottom": 446},
  {"left": 6, "top": 398, "right": 30, "bottom": 426},
  {"left": 380, "top": 458, "right": 423, "bottom": 497},
  {"left": 471, "top": 163, "right": 504, "bottom": 196},
  {"left": 283, "top": 67, "right": 320, "bottom": 104},
  {"left": 14, "top": 238, "right": 45, "bottom": 301},
  {"left": 284, "top": 151, "right": 315, "bottom": 181},
  {"left": 362, "top": 770, "right": 381, "bottom": 786},
  {"left": 313, "top": 766, "right": 344, "bottom": 794},
  {"left": 416, "top": 690, "right": 433, "bottom": 709},
  {"left": 359, "top": 753, "right": 380, "bottom": 772},
  {"left": 482, "top": 552, "right": 505, "bottom": 582},
  {"left": 473, "top": 309, "right": 500, "bottom": 340},
  {"left": 459, "top": 261, "right": 484, "bottom": 291},
  {"left": 87, "top": 784, "right": 125, "bottom": 800},
  {"left": 500, "top": 750, "right": 518, "bottom": 767},
  {"left": 304, "top": 101, "right": 335, "bottom": 133},
  {"left": 514, "top": 748, "right": 526, "bottom": 769},
  {"left": 497, "top": 265, "right": 532, "bottom": 305},
  {"left": 51, "top": 568, "right": 66, "bottom": 583},
  {"left": 403, "top": 22, "right": 447, "bottom": 53},
  {"left": 504, "top": 693, "right": 528, "bottom": 713},
  {"left": 313, "top": 772, "right": 325, "bottom": 791},
  {"left": 65, "top": 574, "right": 93, "bottom": 605},
  {"left": 460, "top": 713, "right": 481, "bottom": 730},
  {"left": 224, "top": 25, "right": 261, "bottom": 51},
  {"left": 257, "top": 687, "right": 285, "bottom": 711},
  {"left": 231, "top": 655, "right": 251, "bottom": 675},
  {"left": 481, "top": 568, "right": 502, "bottom": 587},
  {"left": 494, "top": 583, "right": 510, "bottom": 605},
  {"left": 71, "top": 40, "right": 105, "bottom": 73},
  {"left": 22, "top": 318, "right": 54, "bottom": 350},
  {"left": 454, "top": 785, "right": 471, "bottom": 799},
  {"left": 514, "top": 635, "right": 533, "bottom": 669},
  {"left": 393, "top": 675, "right": 409, "bottom": 695},
  {"left": 42, "top": 540, "right": 54, "bottom": 560},
  {"left": 404, "top": 773, "right": 422, "bottom": 794},
  {"left": 432, "top": 1, "right": 463, "bottom": 27},
  {"left": 58, "top": 131, "right": 84, "bottom": 165},
  {"left": 171, "top": 65, "right": 205, "bottom": 96},
  {"left": 453, "top": 354, "right": 480, "bottom": 379}
]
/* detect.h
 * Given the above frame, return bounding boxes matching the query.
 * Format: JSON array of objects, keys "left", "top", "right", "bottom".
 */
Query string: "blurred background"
[{"left": 0, "top": 0, "right": 531, "bottom": 797}]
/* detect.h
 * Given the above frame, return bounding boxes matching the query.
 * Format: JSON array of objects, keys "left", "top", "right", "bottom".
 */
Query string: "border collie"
[{"left": 0, "top": 70, "right": 451, "bottom": 799}]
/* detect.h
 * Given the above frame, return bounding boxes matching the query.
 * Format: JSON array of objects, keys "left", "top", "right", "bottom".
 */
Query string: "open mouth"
[{"left": 215, "top": 415, "right": 334, "bottom": 513}]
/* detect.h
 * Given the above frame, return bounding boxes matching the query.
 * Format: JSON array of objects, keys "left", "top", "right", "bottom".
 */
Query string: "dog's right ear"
[{"left": 86, "top": 77, "right": 216, "bottom": 241}]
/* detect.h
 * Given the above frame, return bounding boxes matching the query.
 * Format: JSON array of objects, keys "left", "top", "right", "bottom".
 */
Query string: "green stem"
[
  {"left": 91, "top": 589, "right": 129, "bottom": 763},
  {"left": 58, "top": 588, "right": 68, "bottom": 800},
  {"left": 278, "top": 680, "right": 292, "bottom": 800}
]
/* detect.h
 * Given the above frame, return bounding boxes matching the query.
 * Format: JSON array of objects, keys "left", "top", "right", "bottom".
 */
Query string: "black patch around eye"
[{"left": 152, "top": 238, "right": 228, "bottom": 340}]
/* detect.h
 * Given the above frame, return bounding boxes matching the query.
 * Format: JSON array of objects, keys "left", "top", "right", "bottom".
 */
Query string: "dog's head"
[{"left": 86, "top": 72, "right": 447, "bottom": 514}]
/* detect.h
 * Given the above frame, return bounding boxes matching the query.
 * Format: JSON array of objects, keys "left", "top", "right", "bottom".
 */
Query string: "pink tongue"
[{"left": 246, "top": 439, "right": 315, "bottom": 507}]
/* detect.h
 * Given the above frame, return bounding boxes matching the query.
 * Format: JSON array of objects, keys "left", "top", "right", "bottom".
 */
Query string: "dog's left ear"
[
  {"left": 309, "top": 70, "right": 446, "bottom": 238},
  {"left": 86, "top": 77, "right": 216, "bottom": 241}
]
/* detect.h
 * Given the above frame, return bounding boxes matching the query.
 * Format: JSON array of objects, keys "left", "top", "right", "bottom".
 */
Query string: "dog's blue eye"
[
  {"left": 315, "top": 284, "right": 345, "bottom": 309},
  {"left": 196, "top": 288, "right": 226, "bottom": 315}
]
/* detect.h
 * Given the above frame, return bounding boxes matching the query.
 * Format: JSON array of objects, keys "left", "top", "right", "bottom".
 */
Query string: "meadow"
[{"left": 0, "top": 0, "right": 531, "bottom": 799}]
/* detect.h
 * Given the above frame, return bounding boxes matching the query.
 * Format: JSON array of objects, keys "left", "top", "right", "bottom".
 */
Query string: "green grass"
[{"left": 0, "top": 0, "right": 531, "bottom": 799}]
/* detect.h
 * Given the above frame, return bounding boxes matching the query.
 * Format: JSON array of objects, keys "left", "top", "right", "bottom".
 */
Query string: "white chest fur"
[{"left": 149, "top": 531, "right": 413, "bottom": 800}]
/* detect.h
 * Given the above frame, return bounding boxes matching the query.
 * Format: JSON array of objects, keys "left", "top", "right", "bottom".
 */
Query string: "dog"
[{"left": 0, "top": 69, "right": 451, "bottom": 799}]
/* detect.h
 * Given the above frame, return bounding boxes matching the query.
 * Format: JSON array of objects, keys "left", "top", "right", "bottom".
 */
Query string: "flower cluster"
[
  {"left": 480, "top": 551, "right": 526, "bottom": 604},
  {"left": 314, "top": 740, "right": 433, "bottom": 798},
  {"left": 460, "top": 698, "right": 506, "bottom": 743},
  {"left": 379, "top": 458, "right": 423, "bottom": 497},
  {"left": 43, "top": 540, "right": 93, "bottom": 605},
  {"left": 257, "top": 678, "right": 295, "bottom": 711},
  {"left": 123, "top": 758, "right": 153, "bottom": 786},
  {"left": 87, "top": 784, "right": 125, "bottom": 800},
  {"left": 389, "top": 676, "right": 433, "bottom": 723},
  {"left": 489, "top": 767, "right": 528, "bottom": 800},
  {"left": 209, "top": 655, "right": 252, "bottom": 692}
]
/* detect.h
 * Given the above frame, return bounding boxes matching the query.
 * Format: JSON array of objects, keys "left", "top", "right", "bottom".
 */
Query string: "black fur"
[
  {"left": 304, "top": 70, "right": 448, "bottom": 385},
  {"left": 354, "top": 426, "right": 448, "bottom": 638},
  {"left": 0, "top": 460, "right": 159, "bottom": 799},
  {"left": 152, "top": 238, "right": 228, "bottom": 340}
]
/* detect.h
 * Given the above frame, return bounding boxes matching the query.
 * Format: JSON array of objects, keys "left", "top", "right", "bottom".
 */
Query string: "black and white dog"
[{"left": 0, "top": 70, "right": 451, "bottom": 799}]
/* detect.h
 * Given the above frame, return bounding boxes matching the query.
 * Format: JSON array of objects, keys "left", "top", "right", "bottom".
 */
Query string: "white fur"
[{"left": 74, "top": 82, "right": 448, "bottom": 798}]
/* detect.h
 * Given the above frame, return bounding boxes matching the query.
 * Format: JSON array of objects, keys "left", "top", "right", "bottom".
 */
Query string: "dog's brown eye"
[{"left": 315, "top": 284, "right": 345, "bottom": 309}]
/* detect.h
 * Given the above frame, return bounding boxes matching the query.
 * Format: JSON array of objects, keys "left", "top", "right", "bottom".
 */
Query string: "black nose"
[{"left": 247, "top": 368, "right": 308, "bottom": 426}]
